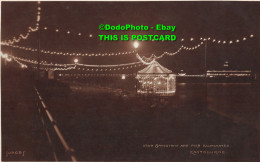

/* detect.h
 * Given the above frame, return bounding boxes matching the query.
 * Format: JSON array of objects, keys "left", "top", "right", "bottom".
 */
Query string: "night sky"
[{"left": 1, "top": 1, "right": 260, "bottom": 74}]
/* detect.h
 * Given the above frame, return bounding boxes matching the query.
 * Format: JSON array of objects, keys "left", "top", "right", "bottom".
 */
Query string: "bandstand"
[{"left": 136, "top": 60, "right": 176, "bottom": 96}]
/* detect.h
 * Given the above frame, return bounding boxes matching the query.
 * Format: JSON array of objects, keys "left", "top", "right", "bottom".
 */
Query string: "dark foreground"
[{"left": 2, "top": 70, "right": 260, "bottom": 161}]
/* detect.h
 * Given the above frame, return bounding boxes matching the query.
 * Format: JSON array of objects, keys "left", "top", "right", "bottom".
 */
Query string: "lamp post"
[
  {"left": 37, "top": 29, "right": 40, "bottom": 80},
  {"left": 204, "top": 39, "right": 208, "bottom": 110},
  {"left": 204, "top": 39, "right": 207, "bottom": 79},
  {"left": 73, "top": 58, "right": 79, "bottom": 82},
  {"left": 133, "top": 41, "right": 139, "bottom": 94},
  {"left": 37, "top": 2, "right": 41, "bottom": 81}
]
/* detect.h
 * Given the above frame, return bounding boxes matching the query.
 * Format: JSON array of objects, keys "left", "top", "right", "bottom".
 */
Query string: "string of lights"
[
  {"left": 73, "top": 64, "right": 143, "bottom": 72},
  {"left": 35, "top": 24, "right": 256, "bottom": 46},
  {"left": 1, "top": 43, "right": 136, "bottom": 57},
  {"left": 30, "top": 64, "right": 143, "bottom": 71},
  {"left": 11, "top": 55, "right": 38, "bottom": 64},
  {"left": 136, "top": 53, "right": 154, "bottom": 65},
  {"left": 1, "top": 34, "right": 254, "bottom": 58},
  {"left": 3, "top": 52, "right": 144, "bottom": 72},
  {"left": 77, "top": 61, "right": 142, "bottom": 67},
  {"left": 13, "top": 57, "right": 28, "bottom": 68},
  {"left": 201, "top": 34, "right": 254, "bottom": 44},
  {"left": 42, "top": 26, "right": 94, "bottom": 38},
  {"left": 140, "top": 41, "right": 201, "bottom": 61},
  {"left": 1, "top": 1, "right": 41, "bottom": 45},
  {"left": 1, "top": 52, "right": 12, "bottom": 62},
  {"left": 141, "top": 34, "right": 255, "bottom": 61},
  {"left": 1, "top": 51, "right": 28, "bottom": 68},
  {"left": 32, "top": 65, "right": 76, "bottom": 71},
  {"left": 57, "top": 73, "right": 136, "bottom": 77},
  {"left": 30, "top": 62, "right": 143, "bottom": 71},
  {"left": 1, "top": 33, "right": 255, "bottom": 71},
  {"left": 180, "top": 34, "right": 254, "bottom": 43},
  {"left": 38, "top": 24, "right": 256, "bottom": 45}
]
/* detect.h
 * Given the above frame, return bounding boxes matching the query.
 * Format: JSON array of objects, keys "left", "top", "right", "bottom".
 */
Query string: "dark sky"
[{"left": 1, "top": 1, "right": 260, "bottom": 73}]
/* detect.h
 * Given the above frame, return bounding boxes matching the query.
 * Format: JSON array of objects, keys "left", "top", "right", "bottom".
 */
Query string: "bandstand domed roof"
[{"left": 138, "top": 60, "right": 172, "bottom": 74}]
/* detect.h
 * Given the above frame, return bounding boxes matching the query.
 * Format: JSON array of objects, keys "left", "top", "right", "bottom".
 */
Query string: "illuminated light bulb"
[
  {"left": 229, "top": 41, "right": 233, "bottom": 44},
  {"left": 208, "top": 37, "right": 211, "bottom": 40},
  {"left": 67, "top": 31, "right": 70, "bottom": 34},
  {"left": 44, "top": 27, "right": 47, "bottom": 30},
  {"left": 56, "top": 29, "right": 59, "bottom": 32},
  {"left": 2, "top": 54, "right": 7, "bottom": 58},
  {"left": 218, "top": 40, "right": 221, "bottom": 43},
  {"left": 223, "top": 41, "right": 226, "bottom": 44},
  {"left": 37, "top": 15, "right": 40, "bottom": 22},
  {"left": 181, "top": 38, "right": 184, "bottom": 41},
  {"left": 190, "top": 38, "right": 194, "bottom": 41},
  {"left": 243, "top": 37, "right": 246, "bottom": 40},
  {"left": 89, "top": 34, "right": 93, "bottom": 37},
  {"left": 78, "top": 33, "right": 81, "bottom": 36},
  {"left": 250, "top": 34, "right": 254, "bottom": 38},
  {"left": 212, "top": 39, "right": 216, "bottom": 42},
  {"left": 236, "top": 40, "right": 239, "bottom": 43},
  {"left": 74, "top": 58, "right": 79, "bottom": 64},
  {"left": 38, "top": 7, "right": 41, "bottom": 10},
  {"left": 200, "top": 37, "right": 203, "bottom": 40},
  {"left": 133, "top": 41, "right": 139, "bottom": 49}
]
